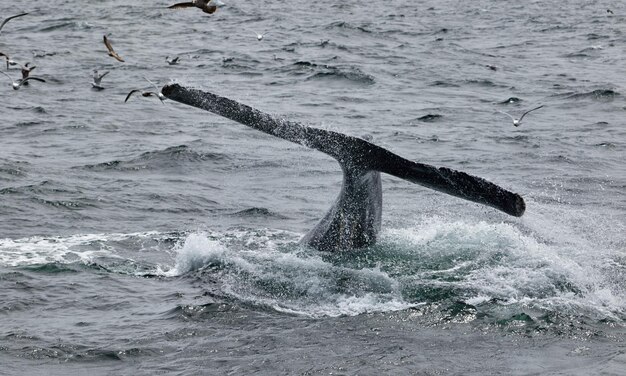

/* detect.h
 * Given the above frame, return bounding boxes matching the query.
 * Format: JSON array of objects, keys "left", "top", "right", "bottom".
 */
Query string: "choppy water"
[{"left": 1, "top": 0, "right": 625, "bottom": 374}]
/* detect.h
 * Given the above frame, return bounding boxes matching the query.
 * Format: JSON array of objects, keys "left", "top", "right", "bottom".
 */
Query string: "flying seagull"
[
  {"left": 124, "top": 89, "right": 165, "bottom": 104},
  {"left": 143, "top": 76, "right": 166, "bottom": 101},
  {"left": 103, "top": 35, "right": 125, "bottom": 62},
  {"left": 124, "top": 77, "right": 165, "bottom": 104},
  {"left": 168, "top": 0, "right": 218, "bottom": 14},
  {"left": 0, "top": 12, "right": 28, "bottom": 36},
  {"left": 0, "top": 51, "right": 15, "bottom": 69},
  {"left": 498, "top": 105, "right": 544, "bottom": 127},
  {"left": 253, "top": 31, "right": 267, "bottom": 41},
  {"left": 10, "top": 61, "right": 36, "bottom": 85},
  {"left": 91, "top": 69, "right": 109, "bottom": 90},
  {"left": 0, "top": 70, "right": 45, "bottom": 90}
]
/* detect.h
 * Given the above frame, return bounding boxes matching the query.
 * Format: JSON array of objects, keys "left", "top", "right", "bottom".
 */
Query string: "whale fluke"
[{"left": 161, "top": 83, "right": 525, "bottom": 251}]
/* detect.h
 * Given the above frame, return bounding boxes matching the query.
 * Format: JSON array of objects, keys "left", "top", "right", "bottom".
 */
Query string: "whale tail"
[{"left": 161, "top": 83, "right": 525, "bottom": 218}]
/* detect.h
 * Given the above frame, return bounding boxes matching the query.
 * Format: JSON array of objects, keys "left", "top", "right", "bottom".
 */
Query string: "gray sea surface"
[{"left": 1, "top": 0, "right": 625, "bottom": 375}]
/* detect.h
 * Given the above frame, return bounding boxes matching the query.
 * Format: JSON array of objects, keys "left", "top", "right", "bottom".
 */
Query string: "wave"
[
  {"left": 31, "top": 50, "right": 70, "bottom": 58},
  {"left": 0, "top": 160, "right": 28, "bottom": 179},
  {"left": 325, "top": 21, "right": 372, "bottom": 33},
  {"left": 292, "top": 61, "right": 375, "bottom": 85},
  {"left": 0, "top": 180, "right": 97, "bottom": 210},
  {"left": 463, "top": 79, "right": 504, "bottom": 88},
  {"left": 560, "top": 89, "right": 619, "bottom": 100},
  {"left": 414, "top": 114, "right": 443, "bottom": 123},
  {"left": 307, "top": 70, "right": 375, "bottom": 85},
  {"left": 37, "top": 20, "right": 93, "bottom": 32},
  {"left": 230, "top": 207, "right": 288, "bottom": 219},
  {"left": 2, "top": 341, "right": 159, "bottom": 361},
  {"left": 429, "top": 80, "right": 460, "bottom": 88},
  {"left": 498, "top": 97, "right": 522, "bottom": 104},
  {"left": 79, "top": 145, "right": 227, "bottom": 171}
]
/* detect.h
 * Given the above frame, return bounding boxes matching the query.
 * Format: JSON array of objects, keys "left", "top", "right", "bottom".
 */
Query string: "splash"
[
  {"left": 162, "top": 231, "right": 417, "bottom": 317},
  {"left": 161, "top": 217, "right": 625, "bottom": 321},
  {"left": 381, "top": 216, "right": 625, "bottom": 322}
]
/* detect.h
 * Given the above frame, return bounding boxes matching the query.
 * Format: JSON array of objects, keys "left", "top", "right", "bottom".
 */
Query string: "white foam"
[
  {"left": 382, "top": 216, "right": 626, "bottom": 320},
  {"left": 270, "top": 293, "right": 421, "bottom": 318},
  {"left": 162, "top": 231, "right": 418, "bottom": 317},
  {"left": 159, "top": 232, "right": 247, "bottom": 276},
  {"left": 0, "top": 232, "right": 158, "bottom": 267}
]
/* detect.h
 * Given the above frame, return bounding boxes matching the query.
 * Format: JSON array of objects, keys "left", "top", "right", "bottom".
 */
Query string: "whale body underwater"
[{"left": 161, "top": 84, "right": 525, "bottom": 252}]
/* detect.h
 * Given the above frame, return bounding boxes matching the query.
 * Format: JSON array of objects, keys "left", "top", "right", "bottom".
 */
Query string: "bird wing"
[
  {"left": 125, "top": 89, "right": 141, "bottom": 102},
  {"left": 0, "top": 70, "right": 13, "bottom": 83},
  {"left": 518, "top": 105, "right": 544, "bottom": 122},
  {"left": 168, "top": 2, "right": 196, "bottom": 9},
  {"left": 497, "top": 110, "right": 516, "bottom": 121},
  {"left": 21, "top": 76, "right": 45, "bottom": 84},
  {"left": 141, "top": 91, "right": 165, "bottom": 104},
  {"left": 98, "top": 71, "right": 110, "bottom": 80},
  {"left": 203, "top": 5, "right": 217, "bottom": 13},
  {"left": 0, "top": 53, "right": 9, "bottom": 69},
  {"left": 0, "top": 12, "right": 29, "bottom": 34},
  {"left": 143, "top": 77, "right": 159, "bottom": 92},
  {"left": 103, "top": 35, "right": 125, "bottom": 62}
]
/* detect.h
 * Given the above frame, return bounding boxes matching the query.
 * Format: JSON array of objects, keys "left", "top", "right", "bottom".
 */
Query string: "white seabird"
[
  {"left": 0, "top": 70, "right": 45, "bottom": 90},
  {"left": 498, "top": 105, "right": 544, "bottom": 127},
  {"left": 91, "top": 69, "right": 109, "bottom": 90}
]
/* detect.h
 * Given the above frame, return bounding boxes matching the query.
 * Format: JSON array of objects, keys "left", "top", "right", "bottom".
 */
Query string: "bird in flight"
[
  {"left": 125, "top": 90, "right": 165, "bottom": 104},
  {"left": 0, "top": 51, "right": 16, "bottom": 69},
  {"left": 125, "top": 77, "right": 165, "bottom": 104},
  {"left": 0, "top": 12, "right": 29, "bottom": 36},
  {"left": 0, "top": 70, "right": 45, "bottom": 90},
  {"left": 8, "top": 61, "right": 37, "bottom": 85},
  {"left": 103, "top": 35, "right": 125, "bottom": 62},
  {"left": 254, "top": 31, "right": 268, "bottom": 41},
  {"left": 498, "top": 105, "right": 544, "bottom": 127},
  {"left": 91, "top": 69, "right": 109, "bottom": 90},
  {"left": 168, "top": 0, "right": 218, "bottom": 14}
]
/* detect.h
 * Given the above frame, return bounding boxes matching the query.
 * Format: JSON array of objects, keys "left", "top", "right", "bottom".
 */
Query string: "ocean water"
[{"left": 1, "top": 0, "right": 625, "bottom": 374}]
